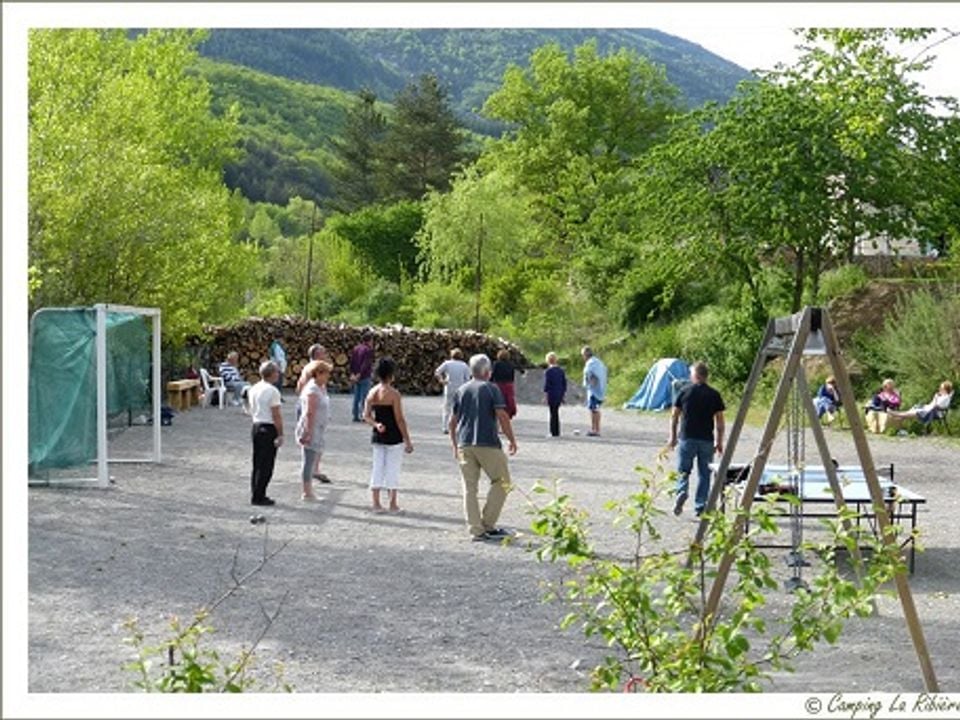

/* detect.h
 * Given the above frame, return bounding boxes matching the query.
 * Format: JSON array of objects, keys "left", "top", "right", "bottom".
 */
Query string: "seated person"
[
  {"left": 814, "top": 376, "right": 842, "bottom": 421},
  {"left": 866, "top": 378, "right": 902, "bottom": 413},
  {"left": 218, "top": 351, "right": 250, "bottom": 406},
  {"left": 865, "top": 377, "right": 902, "bottom": 433},
  {"left": 887, "top": 381, "right": 954, "bottom": 423}
]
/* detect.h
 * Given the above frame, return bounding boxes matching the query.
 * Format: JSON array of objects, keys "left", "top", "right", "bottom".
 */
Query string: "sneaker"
[
  {"left": 471, "top": 532, "right": 495, "bottom": 542},
  {"left": 586, "top": 431, "right": 600, "bottom": 437},
  {"left": 673, "top": 492, "right": 687, "bottom": 516},
  {"left": 252, "top": 497, "right": 276, "bottom": 506},
  {"left": 485, "top": 527, "right": 512, "bottom": 538},
  {"left": 313, "top": 473, "right": 332, "bottom": 484}
]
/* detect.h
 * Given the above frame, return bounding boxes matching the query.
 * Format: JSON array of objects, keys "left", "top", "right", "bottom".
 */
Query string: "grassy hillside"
[{"left": 194, "top": 58, "right": 378, "bottom": 204}]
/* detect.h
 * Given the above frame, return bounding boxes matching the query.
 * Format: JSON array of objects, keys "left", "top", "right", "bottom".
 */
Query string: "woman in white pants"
[{"left": 364, "top": 357, "right": 414, "bottom": 513}]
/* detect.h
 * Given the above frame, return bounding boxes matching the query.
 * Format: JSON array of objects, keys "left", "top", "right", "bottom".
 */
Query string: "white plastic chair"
[{"left": 199, "top": 368, "right": 226, "bottom": 410}]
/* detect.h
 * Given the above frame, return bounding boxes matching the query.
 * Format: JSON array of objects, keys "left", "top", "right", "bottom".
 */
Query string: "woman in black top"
[{"left": 363, "top": 358, "right": 414, "bottom": 513}]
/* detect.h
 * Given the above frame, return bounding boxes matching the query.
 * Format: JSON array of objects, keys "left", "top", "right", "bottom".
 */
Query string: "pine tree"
[
  {"left": 330, "top": 88, "right": 387, "bottom": 212},
  {"left": 379, "top": 74, "right": 467, "bottom": 201}
]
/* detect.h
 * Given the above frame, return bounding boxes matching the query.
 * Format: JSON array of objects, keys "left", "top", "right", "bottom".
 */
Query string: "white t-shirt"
[
  {"left": 248, "top": 380, "right": 281, "bottom": 424},
  {"left": 436, "top": 359, "right": 471, "bottom": 394}
]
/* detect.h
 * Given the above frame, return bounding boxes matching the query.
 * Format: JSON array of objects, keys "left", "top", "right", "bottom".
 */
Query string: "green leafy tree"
[
  {"left": 482, "top": 41, "right": 680, "bottom": 261},
  {"left": 416, "top": 167, "right": 535, "bottom": 284},
  {"left": 329, "top": 88, "right": 388, "bottom": 212},
  {"left": 774, "top": 29, "right": 958, "bottom": 272},
  {"left": 378, "top": 74, "right": 469, "bottom": 201},
  {"left": 616, "top": 29, "right": 959, "bottom": 321},
  {"left": 29, "top": 29, "right": 254, "bottom": 342},
  {"left": 526, "top": 464, "right": 902, "bottom": 692},
  {"left": 325, "top": 200, "right": 424, "bottom": 282},
  {"left": 248, "top": 206, "right": 282, "bottom": 246}
]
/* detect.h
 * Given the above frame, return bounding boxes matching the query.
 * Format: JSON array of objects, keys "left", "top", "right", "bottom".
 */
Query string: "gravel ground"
[{"left": 28, "top": 386, "right": 960, "bottom": 693}]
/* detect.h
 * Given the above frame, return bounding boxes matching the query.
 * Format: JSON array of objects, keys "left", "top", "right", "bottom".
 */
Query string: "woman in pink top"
[{"left": 868, "top": 378, "right": 902, "bottom": 412}]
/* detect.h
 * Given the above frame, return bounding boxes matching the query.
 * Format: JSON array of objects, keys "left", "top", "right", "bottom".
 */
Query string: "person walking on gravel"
[
  {"left": 434, "top": 348, "right": 471, "bottom": 433},
  {"left": 349, "top": 333, "right": 375, "bottom": 423},
  {"left": 668, "top": 361, "right": 725, "bottom": 518},
  {"left": 449, "top": 354, "right": 518, "bottom": 542}
]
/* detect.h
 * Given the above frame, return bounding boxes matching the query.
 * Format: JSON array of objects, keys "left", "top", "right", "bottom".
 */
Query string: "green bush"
[
  {"left": 818, "top": 264, "right": 870, "bottom": 303},
  {"left": 403, "top": 279, "right": 477, "bottom": 329},
  {"left": 675, "top": 304, "right": 764, "bottom": 391},
  {"left": 524, "top": 463, "right": 902, "bottom": 692},
  {"left": 876, "top": 289, "right": 960, "bottom": 407}
]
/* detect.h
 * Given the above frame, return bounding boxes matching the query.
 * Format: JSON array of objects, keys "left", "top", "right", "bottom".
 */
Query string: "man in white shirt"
[
  {"left": 435, "top": 348, "right": 472, "bottom": 433},
  {"left": 245, "top": 361, "right": 284, "bottom": 506}
]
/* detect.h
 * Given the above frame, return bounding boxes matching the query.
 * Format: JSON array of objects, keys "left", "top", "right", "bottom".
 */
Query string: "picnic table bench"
[{"left": 166, "top": 379, "right": 201, "bottom": 411}]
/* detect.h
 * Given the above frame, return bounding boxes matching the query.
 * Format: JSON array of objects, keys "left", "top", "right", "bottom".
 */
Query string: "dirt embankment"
[{"left": 826, "top": 280, "right": 917, "bottom": 349}]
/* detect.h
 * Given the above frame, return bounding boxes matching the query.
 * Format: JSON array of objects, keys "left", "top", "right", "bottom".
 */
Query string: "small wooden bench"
[{"left": 166, "top": 379, "right": 201, "bottom": 412}]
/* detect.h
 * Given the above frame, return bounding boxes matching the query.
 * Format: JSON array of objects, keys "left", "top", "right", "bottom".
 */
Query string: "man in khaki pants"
[{"left": 449, "top": 354, "right": 518, "bottom": 542}]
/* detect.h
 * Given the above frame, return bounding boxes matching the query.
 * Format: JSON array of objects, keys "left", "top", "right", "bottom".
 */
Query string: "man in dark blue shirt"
[
  {"left": 542, "top": 352, "right": 567, "bottom": 437},
  {"left": 450, "top": 354, "right": 518, "bottom": 542},
  {"left": 669, "top": 361, "right": 725, "bottom": 517}
]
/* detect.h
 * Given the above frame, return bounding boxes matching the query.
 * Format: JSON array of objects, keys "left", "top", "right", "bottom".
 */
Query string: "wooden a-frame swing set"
[{"left": 689, "top": 306, "right": 938, "bottom": 691}]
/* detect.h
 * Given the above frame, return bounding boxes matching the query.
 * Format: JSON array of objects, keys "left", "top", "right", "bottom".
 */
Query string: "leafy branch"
[
  {"left": 122, "top": 523, "right": 293, "bottom": 693},
  {"left": 525, "top": 463, "right": 902, "bottom": 692}
]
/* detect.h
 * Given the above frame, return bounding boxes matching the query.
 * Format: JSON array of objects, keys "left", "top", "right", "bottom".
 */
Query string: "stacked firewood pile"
[{"left": 190, "top": 317, "right": 531, "bottom": 395}]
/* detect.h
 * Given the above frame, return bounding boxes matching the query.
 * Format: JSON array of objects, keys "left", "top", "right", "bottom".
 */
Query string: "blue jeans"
[
  {"left": 352, "top": 377, "right": 371, "bottom": 421},
  {"left": 676, "top": 438, "right": 715, "bottom": 513}
]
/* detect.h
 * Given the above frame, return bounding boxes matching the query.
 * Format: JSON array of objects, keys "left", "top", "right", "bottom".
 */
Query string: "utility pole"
[
  {"left": 304, "top": 202, "right": 317, "bottom": 320},
  {"left": 475, "top": 212, "right": 484, "bottom": 331}
]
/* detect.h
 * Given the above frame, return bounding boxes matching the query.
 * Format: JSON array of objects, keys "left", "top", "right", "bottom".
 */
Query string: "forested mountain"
[
  {"left": 194, "top": 58, "right": 368, "bottom": 204},
  {"left": 199, "top": 28, "right": 751, "bottom": 132}
]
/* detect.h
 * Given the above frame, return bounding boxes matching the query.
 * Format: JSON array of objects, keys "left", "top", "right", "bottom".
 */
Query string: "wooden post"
[
  {"left": 820, "top": 310, "right": 938, "bottom": 691},
  {"left": 698, "top": 308, "right": 812, "bottom": 635},
  {"left": 689, "top": 319, "right": 776, "bottom": 559}
]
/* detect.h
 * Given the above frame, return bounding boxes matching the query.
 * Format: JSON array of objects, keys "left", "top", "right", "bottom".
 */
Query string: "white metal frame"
[{"left": 30, "top": 304, "right": 162, "bottom": 488}]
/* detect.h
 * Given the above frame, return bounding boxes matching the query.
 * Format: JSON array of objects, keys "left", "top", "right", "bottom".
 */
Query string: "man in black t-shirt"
[{"left": 668, "top": 362, "right": 725, "bottom": 517}]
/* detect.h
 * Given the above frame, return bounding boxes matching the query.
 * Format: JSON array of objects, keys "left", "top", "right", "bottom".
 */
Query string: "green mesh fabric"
[{"left": 29, "top": 308, "right": 152, "bottom": 471}]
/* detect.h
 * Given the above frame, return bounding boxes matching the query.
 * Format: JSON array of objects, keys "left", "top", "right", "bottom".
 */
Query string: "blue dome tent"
[{"left": 623, "top": 358, "right": 690, "bottom": 411}]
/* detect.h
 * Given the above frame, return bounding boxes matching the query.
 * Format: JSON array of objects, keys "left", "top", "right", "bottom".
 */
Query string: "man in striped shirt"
[{"left": 218, "top": 351, "right": 250, "bottom": 406}]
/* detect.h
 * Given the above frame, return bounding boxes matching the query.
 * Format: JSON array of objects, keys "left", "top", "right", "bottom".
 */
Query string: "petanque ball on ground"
[{"left": 249, "top": 514, "right": 266, "bottom": 524}]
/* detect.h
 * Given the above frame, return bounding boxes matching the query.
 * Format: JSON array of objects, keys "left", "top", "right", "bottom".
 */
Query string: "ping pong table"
[{"left": 717, "top": 464, "right": 925, "bottom": 573}]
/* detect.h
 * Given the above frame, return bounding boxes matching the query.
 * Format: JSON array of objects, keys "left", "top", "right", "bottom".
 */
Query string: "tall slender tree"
[
  {"left": 329, "top": 88, "right": 387, "bottom": 212},
  {"left": 378, "top": 74, "right": 468, "bottom": 201}
]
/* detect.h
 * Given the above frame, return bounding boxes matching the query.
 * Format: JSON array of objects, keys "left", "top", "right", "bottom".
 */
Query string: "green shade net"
[{"left": 29, "top": 308, "right": 152, "bottom": 472}]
